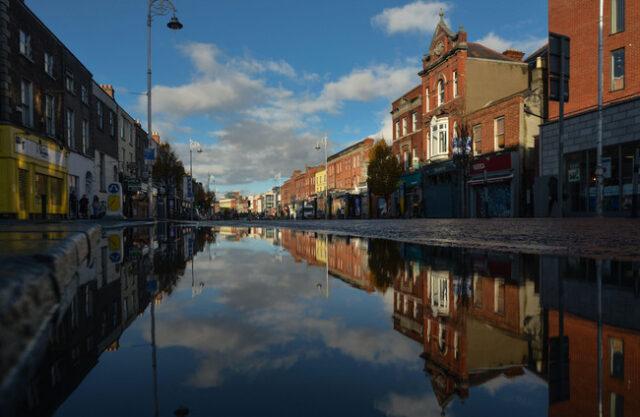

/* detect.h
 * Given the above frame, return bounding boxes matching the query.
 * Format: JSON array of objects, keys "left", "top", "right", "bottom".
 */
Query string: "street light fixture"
[
  {"left": 315, "top": 136, "right": 328, "bottom": 220},
  {"left": 189, "top": 139, "right": 202, "bottom": 221}
]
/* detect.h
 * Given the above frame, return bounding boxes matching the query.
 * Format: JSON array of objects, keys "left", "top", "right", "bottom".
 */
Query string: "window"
[
  {"left": 18, "top": 169, "right": 28, "bottom": 211},
  {"left": 81, "top": 85, "right": 89, "bottom": 105},
  {"left": 402, "top": 117, "right": 408, "bottom": 136},
  {"left": 473, "top": 124, "right": 482, "bottom": 155},
  {"left": 610, "top": 393, "right": 624, "bottom": 417},
  {"left": 99, "top": 152, "right": 105, "bottom": 191},
  {"left": 494, "top": 117, "right": 505, "bottom": 150},
  {"left": 412, "top": 112, "right": 419, "bottom": 131},
  {"left": 430, "top": 270, "right": 449, "bottom": 315},
  {"left": 82, "top": 119, "right": 89, "bottom": 154},
  {"left": 426, "top": 88, "right": 430, "bottom": 112},
  {"left": 430, "top": 117, "right": 449, "bottom": 158},
  {"left": 611, "top": 49, "right": 625, "bottom": 91},
  {"left": 611, "top": 0, "right": 625, "bottom": 33},
  {"left": 65, "top": 72, "right": 75, "bottom": 93},
  {"left": 44, "top": 53, "right": 54, "bottom": 77},
  {"left": 97, "top": 101, "right": 104, "bottom": 130},
  {"left": 395, "top": 121, "right": 400, "bottom": 139},
  {"left": 494, "top": 278, "right": 505, "bottom": 314},
  {"left": 45, "top": 95, "right": 56, "bottom": 137},
  {"left": 66, "top": 109, "right": 75, "bottom": 148},
  {"left": 453, "top": 71, "right": 458, "bottom": 97},
  {"left": 20, "top": 80, "right": 33, "bottom": 127},
  {"left": 120, "top": 117, "right": 125, "bottom": 140},
  {"left": 437, "top": 79, "right": 445, "bottom": 106},
  {"left": 109, "top": 112, "right": 115, "bottom": 137},
  {"left": 610, "top": 338, "right": 624, "bottom": 379},
  {"left": 19, "top": 30, "right": 32, "bottom": 59}
]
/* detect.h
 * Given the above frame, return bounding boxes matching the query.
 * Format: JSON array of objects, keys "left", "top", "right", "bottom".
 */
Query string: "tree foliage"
[
  {"left": 367, "top": 238, "right": 403, "bottom": 293},
  {"left": 152, "top": 143, "right": 186, "bottom": 187},
  {"left": 366, "top": 139, "right": 402, "bottom": 199}
]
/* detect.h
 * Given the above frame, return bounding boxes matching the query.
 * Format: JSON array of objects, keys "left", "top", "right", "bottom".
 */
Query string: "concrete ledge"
[{"left": 0, "top": 224, "right": 102, "bottom": 412}]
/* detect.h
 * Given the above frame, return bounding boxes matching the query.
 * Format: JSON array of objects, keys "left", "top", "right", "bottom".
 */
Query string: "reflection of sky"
[{"left": 54, "top": 231, "right": 548, "bottom": 417}]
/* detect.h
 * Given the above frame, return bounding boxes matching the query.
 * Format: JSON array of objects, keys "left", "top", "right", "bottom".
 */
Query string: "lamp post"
[
  {"left": 315, "top": 136, "right": 328, "bottom": 220},
  {"left": 452, "top": 125, "right": 472, "bottom": 218},
  {"left": 189, "top": 139, "right": 202, "bottom": 221},
  {"left": 147, "top": 0, "right": 183, "bottom": 219}
]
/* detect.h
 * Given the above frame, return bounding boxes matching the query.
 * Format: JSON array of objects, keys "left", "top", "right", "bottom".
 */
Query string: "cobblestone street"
[{"left": 212, "top": 218, "right": 640, "bottom": 261}]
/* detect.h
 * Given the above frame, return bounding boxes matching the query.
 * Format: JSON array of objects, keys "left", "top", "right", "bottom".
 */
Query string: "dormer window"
[{"left": 437, "top": 79, "right": 445, "bottom": 106}]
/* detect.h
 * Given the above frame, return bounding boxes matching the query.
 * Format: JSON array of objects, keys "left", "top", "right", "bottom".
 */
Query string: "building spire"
[{"left": 439, "top": 8, "right": 445, "bottom": 21}]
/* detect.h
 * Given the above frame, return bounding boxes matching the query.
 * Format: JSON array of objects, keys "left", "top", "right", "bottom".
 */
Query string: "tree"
[
  {"left": 366, "top": 139, "right": 402, "bottom": 214},
  {"left": 367, "top": 238, "right": 403, "bottom": 293},
  {"left": 152, "top": 143, "right": 186, "bottom": 189}
]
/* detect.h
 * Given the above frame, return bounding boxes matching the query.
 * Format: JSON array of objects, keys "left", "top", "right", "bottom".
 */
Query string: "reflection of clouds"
[
  {"left": 479, "top": 370, "right": 546, "bottom": 396},
  {"left": 375, "top": 392, "right": 443, "bottom": 417},
  {"left": 148, "top": 246, "right": 420, "bottom": 387}
]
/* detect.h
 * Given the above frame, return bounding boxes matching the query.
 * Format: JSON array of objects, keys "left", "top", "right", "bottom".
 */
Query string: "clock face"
[{"left": 433, "top": 41, "right": 445, "bottom": 57}]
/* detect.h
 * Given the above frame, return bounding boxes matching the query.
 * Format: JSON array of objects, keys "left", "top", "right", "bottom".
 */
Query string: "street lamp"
[
  {"left": 147, "top": 0, "right": 183, "bottom": 211},
  {"left": 189, "top": 139, "right": 202, "bottom": 221},
  {"left": 315, "top": 136, "right": 328, "bottom": 220}
]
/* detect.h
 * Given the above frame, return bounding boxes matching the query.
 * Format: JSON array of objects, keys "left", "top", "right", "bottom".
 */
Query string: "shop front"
[
  {"left": 0, "top": 126, "right": 68, "bottom": 219},
  {"left": 399, "top": 170, "right": 423, "bottom": 218},
  {"left": 564, "top": 141, "right": 640, "bottom": 215},
  {"left": 423, "top": 160, "right": 461, "bottom": 218},
  {"left": 468, "top": 151, "right": 519, "bottom": 218}
]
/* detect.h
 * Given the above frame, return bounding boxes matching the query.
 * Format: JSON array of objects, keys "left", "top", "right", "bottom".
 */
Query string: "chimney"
[
  {"left": 502, "top": 49, "right": 525, "bottom": 62},
  {"left": 457, "top": 26, "right": 467, "bottom": 43},
  {"left": 100, "top": 84, "right": 115, "bottom": 99},
  {"left": 152, "top": 131, "right": 161, "bottom": 143}
]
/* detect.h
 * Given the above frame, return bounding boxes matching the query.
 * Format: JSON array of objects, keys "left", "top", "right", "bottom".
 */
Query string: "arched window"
[{"left": 437, "top": 79, "right": 445, "bottom": 106}]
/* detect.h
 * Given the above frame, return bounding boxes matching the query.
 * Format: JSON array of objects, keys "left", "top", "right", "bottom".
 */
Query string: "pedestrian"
[
  {"left": 69, "top": 190, "right": 78, "bottom": 219},
  {"left": 91, "top": 195, "right": 100, "bottom": 219},
  {"left": 79, "top": 194, "right": 89, "bottom": 219}
]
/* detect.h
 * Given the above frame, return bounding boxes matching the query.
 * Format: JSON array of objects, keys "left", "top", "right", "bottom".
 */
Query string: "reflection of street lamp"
[
  {"left": 147, "top": 0, "right": 183, "bottom": 207},
  {"left": 315, "top": 136, "right": 329, "bottom": 220},
  {"left": 189, "top": 139, "right": 202, "bottom": 221},
  {"left": 452, "top": 125, "right": 472, "bottom": 218}
]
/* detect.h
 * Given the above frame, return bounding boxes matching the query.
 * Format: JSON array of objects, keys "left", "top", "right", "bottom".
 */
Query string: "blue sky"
[{"left": 29, "top": 0, "right": 546, "bottom": 194}]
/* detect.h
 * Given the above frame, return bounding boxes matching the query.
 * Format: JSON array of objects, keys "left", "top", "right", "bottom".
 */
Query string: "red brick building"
[
  {"left": 539, "top": 0, "right": 640, "bottom": 216},
  {"left": 413, "top": 13, "right": 539, "bottom": 218},
  {"left": 391, "top": 85, "right": 424, "bottom": 172}
]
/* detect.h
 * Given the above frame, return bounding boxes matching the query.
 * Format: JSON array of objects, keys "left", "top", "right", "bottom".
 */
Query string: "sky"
[{"left": 29, "top": 0, "right": 547, "bottom": 194}]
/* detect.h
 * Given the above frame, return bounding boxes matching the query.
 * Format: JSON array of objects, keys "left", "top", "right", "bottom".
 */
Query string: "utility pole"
[{"left": 596, "top": 0, "right": 604, "bottom": 216}]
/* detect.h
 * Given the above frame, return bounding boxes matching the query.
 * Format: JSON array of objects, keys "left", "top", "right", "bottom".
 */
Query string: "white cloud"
[
  {"left": 372, "top": 1, "right": 450, "bottom": 35},
  {"left": 375, "top": 392, "right": 443, "bottom": 417},
  {"left": 476, "top": 32, "right": 546, "bottom": 55}
]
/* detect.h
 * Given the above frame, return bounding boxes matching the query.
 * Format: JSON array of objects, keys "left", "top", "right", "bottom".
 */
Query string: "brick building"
[
  {"left": 415, "top": 13, "right": 537, "bottom": 218},
  {"left": 391, "top": 85, "right": 425, "bottom": 217},
  {"left": 92, "top": 82, "right": 119, "bottom": 206},
  {"left": 326, "top": 137, "right": 374, "bottom": 217},
  {"left": 539, "top": 0, "right": 640, "bottom": 216}
]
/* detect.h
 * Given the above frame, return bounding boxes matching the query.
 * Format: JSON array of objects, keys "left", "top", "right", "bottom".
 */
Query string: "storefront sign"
[
  {"left": 107, "top": 182, "right": 123, "bottom": 217},
  {"left": 470, "top": 153, "right": 512, "bottom": 176},
  {"left": 106, "top": 230, "right": 123, "bottom": 264},
  {"left": 144, "top": 148, "right": 156, "bottom": 161},
  {"left": 14, "top": 135, "right": 66, "bottom": 166},
  {"left": 568, "top": 163, "right": 581, "bottom": 183}
]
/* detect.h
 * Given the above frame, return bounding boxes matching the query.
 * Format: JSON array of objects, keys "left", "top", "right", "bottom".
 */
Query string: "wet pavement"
[
  {"left": 1, "top": 224, "right": 639, "bottom": 416},
  {"left": 212, "top": 218, "right": 640, "bottom": 261}
]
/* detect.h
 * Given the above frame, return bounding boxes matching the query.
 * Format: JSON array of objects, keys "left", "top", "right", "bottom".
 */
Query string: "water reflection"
[{"left": 1, "top": 225, "right": 638, "bottom": 417}]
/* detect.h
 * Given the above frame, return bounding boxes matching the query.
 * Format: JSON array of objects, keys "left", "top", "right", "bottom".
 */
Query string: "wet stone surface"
[{"left": 0, "top": 224, "right": 638, "bottom": 417}]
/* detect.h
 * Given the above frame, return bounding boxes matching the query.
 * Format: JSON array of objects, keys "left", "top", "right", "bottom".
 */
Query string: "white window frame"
[
  {"left": 97, "top": 101, "right": 103, "bottom": 129},
  {"left": 494, "top": 116, "right": 505, "bottom": 150},
  {"left": 430, "top": 270, "right": 449, "bottom": 316},
  {"left": 19, "top": 30, "right": 32, "bottom": 59},
  {"left": 66, "top": 109, "right": 75, "bottom": 148},
  {"left": 65, "top": 72, "right": 75, "bottom": 94},
  {"left": 611, "top": 48, "right": 625, "bottom": 91},
  {"left": 394, "top": 121, "right": 400, "bottom": 139},
  {"left": 402, "top": 117, "right": 408, "bottom": 136},
  {"left": 425, "top": 88, "right": 430, "bottom": 112},
  {"left": 81, "top": 85, "right": 89, "bottom": 105},
  {"left": 20, "top": 79, "right": 33, "bottom": 128},
  {"left": 82, "top": 119, "right": 89, "bottom": 155},
  {"left": 430, "top": 116, "right": 449, "bottom": 159},
  {"left": 437, "top": 79, "right": 445, "bottom": 107},
  {"left": 45, "top": 95, "right": 56, "bottom": 136},
  {"left": 412, "top": 112, "right": 419, "bottom": 131},
  {"left": 453, "top": 71, "right": 458, "bottom": 98},
  {"left": 44, "top": 52, "right": 54, "bottom": 77},
  {"left": 473, "top": 124, "right": 482, "bottom": 156}
]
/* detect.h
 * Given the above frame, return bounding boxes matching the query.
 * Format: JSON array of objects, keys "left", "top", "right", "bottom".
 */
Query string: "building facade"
[
  {"left": 538, "top": 0, "right": 640, "bottom": 216},
  {"left": 92, "top": 82, "right": 119, "bottom": 209},
  {"left": 0, "top": 0, "right": 74, "bottom": 219}
]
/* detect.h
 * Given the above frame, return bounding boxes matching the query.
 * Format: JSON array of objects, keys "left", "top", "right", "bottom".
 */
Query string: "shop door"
[
  {"left": 477, "top": 183, "right": 511, "bottom": 217},
  {"left": 425, "top": 183, "right": 454, "bottom": 218}
]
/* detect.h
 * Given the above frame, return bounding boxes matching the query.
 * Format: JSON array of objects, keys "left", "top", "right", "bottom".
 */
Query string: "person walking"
[
  {"left": 91, "top": 195, "right": 100, "bottom": 219},
  {"left": 79, "top": 194, "right": 89, "bottom": 219}
]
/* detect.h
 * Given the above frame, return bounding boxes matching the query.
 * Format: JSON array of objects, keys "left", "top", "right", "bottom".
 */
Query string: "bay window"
[{"left": 430, "top": 117, "right": 449, "bottom": 158}]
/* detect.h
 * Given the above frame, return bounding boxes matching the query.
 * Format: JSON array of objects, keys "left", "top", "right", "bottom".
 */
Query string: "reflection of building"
[{"left": 541, "top": 257, "right": 640, "bottom": 417}]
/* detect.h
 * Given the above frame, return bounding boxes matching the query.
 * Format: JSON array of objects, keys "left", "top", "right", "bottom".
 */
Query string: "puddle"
[{"left": 2, "top": 225, "right": 639, "bottom": 417}]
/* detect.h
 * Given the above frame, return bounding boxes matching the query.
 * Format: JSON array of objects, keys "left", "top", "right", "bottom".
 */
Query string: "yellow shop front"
[{"left": 0, "top": 125, "right": 68, "bottom": 219}]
